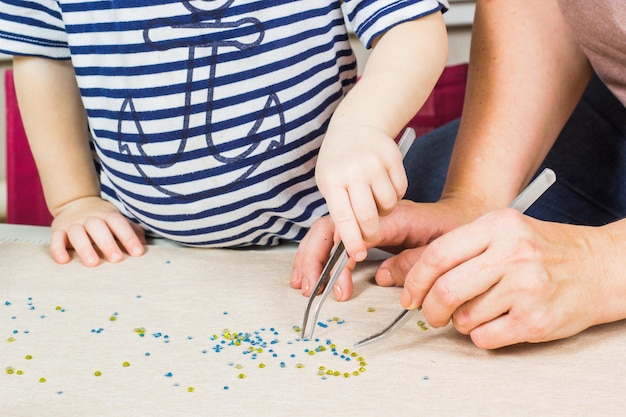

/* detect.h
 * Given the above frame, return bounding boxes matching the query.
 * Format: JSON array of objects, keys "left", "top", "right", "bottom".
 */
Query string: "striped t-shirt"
[{"left": 0, "top": 0, "right": 447, "bottom": 247}]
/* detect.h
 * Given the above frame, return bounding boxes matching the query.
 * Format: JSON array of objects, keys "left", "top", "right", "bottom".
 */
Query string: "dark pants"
[{"left": 403, "top": 74, "right": 626, "bottom": 226}]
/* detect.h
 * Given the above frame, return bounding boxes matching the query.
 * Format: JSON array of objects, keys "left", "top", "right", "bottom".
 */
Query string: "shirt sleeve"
[
  {"left": 344, "top": 0, "right": 449, "bottom": 49},
  {"left": 0, "top": 0, "right": 70, "bottom": 59}
]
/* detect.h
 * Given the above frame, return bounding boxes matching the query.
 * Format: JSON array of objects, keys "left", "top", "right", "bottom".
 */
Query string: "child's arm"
[
  {"left": 315, "top": 11, "right": 448, "bottom": 263},
  {"left": 12, "top": 56, "right": 145, "bottom": 266}
]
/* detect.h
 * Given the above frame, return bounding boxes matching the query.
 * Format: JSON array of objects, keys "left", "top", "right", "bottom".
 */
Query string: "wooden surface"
[{"left": 1, "top": 240, "right": 625, "bottom": 417}]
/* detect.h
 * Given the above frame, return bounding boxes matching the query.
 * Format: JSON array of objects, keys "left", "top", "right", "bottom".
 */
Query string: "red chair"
[
  {"left": 4, "top": 63, "right": 467, "bottom": 226},
  {"left": 405, "top": 62, "right": 468, "bottom": 138},
  {"left": 5, "top": 69, "right": 53, "bottom": 226}
]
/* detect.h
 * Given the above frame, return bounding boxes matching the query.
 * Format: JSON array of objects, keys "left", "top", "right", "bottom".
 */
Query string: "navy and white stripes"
[{"left": 1, "top": 0, "right": 447, "bottom": 247}]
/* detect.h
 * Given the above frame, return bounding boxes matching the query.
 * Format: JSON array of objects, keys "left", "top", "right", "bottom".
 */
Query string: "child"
[{"left": 1, "top": 0, "right": 448, "bottom": 266}]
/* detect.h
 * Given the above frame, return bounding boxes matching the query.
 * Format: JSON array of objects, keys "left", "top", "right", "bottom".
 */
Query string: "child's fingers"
[
  {"left": 325, "top": 188, "right": 368, "bottom": 262},
  {"left": 50, "top": 229, "right": 72, "bottom": 264},
  {"left": 83, "top": 217, "right": 125, "bottom": 263},
  {"left": 107, "top": 216, "right": 145, "bottom": 257},
  {"left": 348, "top": 183, "right": 380, "bottom": 244},
  {"left": 66, "top": 224, "right": 101, "bottom": 267}
]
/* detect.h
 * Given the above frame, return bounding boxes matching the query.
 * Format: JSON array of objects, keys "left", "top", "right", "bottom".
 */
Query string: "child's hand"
[
  {"left": 50, "top": 196, "right": 146, "bottom": 266},
  {"left": 315, "top": 125, "right": 407, "bottom": 262}
]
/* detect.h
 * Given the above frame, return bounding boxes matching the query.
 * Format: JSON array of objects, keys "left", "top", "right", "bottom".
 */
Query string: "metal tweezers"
[
  {"left": 300, "top": 127, "right": 416, "bottom": 341},
  {"left": 302, "top": 163, "right": 557, "bottom": 348}
]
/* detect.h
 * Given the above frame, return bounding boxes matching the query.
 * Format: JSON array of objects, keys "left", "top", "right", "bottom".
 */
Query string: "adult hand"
[
  {"left": 291, "top": 198, "right": 474, "bottom": 301},
  {"left": 400, "top": 208, "right": 621, "bottom": 349},
  {"left": 315, "top": 124, "right": 407, "bottom": 264},
  {"left": 50, "top": 196, "right": 146, "bottom": 266}
]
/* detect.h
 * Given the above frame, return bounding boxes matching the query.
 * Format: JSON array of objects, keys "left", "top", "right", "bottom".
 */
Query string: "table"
[{"left": 2, "top": 224, "right": 625, "bottom": 416}]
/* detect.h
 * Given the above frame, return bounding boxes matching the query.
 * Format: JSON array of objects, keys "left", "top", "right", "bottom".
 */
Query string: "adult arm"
[{"left": 397, "top": 0, "right": 626, "bottom": 348}]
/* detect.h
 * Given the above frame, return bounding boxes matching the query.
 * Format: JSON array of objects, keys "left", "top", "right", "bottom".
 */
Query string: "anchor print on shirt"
[{"left": 117, "top": 0, "right": 286, "bottom": 198}]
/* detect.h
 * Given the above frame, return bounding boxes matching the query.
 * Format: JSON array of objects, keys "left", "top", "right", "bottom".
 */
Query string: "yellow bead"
[
  {"left": 109, "top": 316, "right": 117, "bottom": 321},
  {"left": 25, "top": 354, "right": 32, "bottom": 360},
  {"left": 94, "top": 371, "right": 102, "bottom": 377},
  {"left": 258, "top": 363, "right": 266, "bottom": 368},
  {"left": 343, "top": 373, "right": 350, "bottom": 378},
  {"left": 39, "top": 377, "right": 46, "bottom": 383},
  {"left": 187, "top": 387, "right": 195, "bottom": 392},
  {"left": 122, "top": 361, "right": 130, "bottom": 367},
  {"left": 6, "top": 367, "right": 14, "bottom": 375},
  {"left": 7, "top": 337, "right": 15, "bottom": 342},
  {"left": 16, "top": 370, "right": 23, "bottom": 375},
  {"left": 238, "top": 373, "right": 246, "bottom": 379},
  {"left": 296, "top": 363, "right": 304, "bottom": 369},
  {"left": 359, "top": 367, "right": 366, "bottom": 373},
  {"left": 55, "top": 306, "right": 62, "bottom": 311},
  {"left": 367, "top": 307, "right": 376, "bottom": 312},
  {"left": 319, "top": 366, "right": 326, "bottom": 370},
  {"left": 352, "top": 371, "right": 360, "bottom": 376}
]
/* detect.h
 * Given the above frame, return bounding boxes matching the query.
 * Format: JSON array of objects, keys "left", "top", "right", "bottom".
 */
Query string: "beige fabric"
[
  {"left": 559, "top": 0, "right": 626, "bottom": 106},
  {"left": 1, "top": 241, "right": 626, "bottom": 417}
]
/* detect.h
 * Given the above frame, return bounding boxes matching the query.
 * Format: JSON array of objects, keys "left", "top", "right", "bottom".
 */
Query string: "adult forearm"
[
  {"left": 13, "top": 56, "right": 100, "bottom": 216},
  {"left": 330, "top": 11, "right": 448, "bottom": 137},
  {"left": 442, "top": 0, "right": 592, "bottom": 211}
]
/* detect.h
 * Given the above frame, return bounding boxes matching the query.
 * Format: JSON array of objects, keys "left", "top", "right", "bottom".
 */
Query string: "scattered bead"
[
  {"left": 25, "top": 354, "right": 32, "bottom": 360},
  {"left": 367, "top": 307, "right": 376, "bottom": 312},
  {"left": 187, "top": 386, "right": 194, "bottom": 392},
  {"left": 39, "top": 377, "right": 46, "bottom": 383},
  {"left": 94, "top": 371, "right": 102, "bottom": 377},
  {"left": 237, "top": 373, "right": 246, "bottom": 379},
  {"left": 122, "top": 361, "right": 130, "bottom": 367}
]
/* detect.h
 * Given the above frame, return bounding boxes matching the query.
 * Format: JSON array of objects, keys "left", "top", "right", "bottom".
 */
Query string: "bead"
[
  {"left": 25, "top": 354, "right": 32, "bottom": 360},
  {"left": 39, "top": 377, "right": 46, "bottom": 383},
  {"left": 16, "top": 370, "right": 23, "bottom": 375},
  {"left": 187, "top": 387, "right": 195, "bottom": 392},
  {"left": 258, "top": 363, "right": 266, "bottom": 368},
  {"left": 237, "top": 373, "right": 246, "bottom": 379},
  {"left": 7, "top": 337, "right": 15, "bottom": 342},
  {"left": 122, "top": 361, "right": 130, "bottom": 367},
  {"left": 367, "top": 307, "right": 376, "bottom": 312},
  {"left": 94, "top": 371, "right": 102, "bottom": 377},
  {"left": 6, "top": 367, "right": 14, "bottom": 375}
]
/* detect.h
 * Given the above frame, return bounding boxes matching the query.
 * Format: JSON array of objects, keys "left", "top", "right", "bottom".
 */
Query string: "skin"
[
  {"left": 291, "top": 0, "right": 626, "bottom": 348},
  {"left": 12, "top": 10, "right": 448, "bottom": 266}
]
